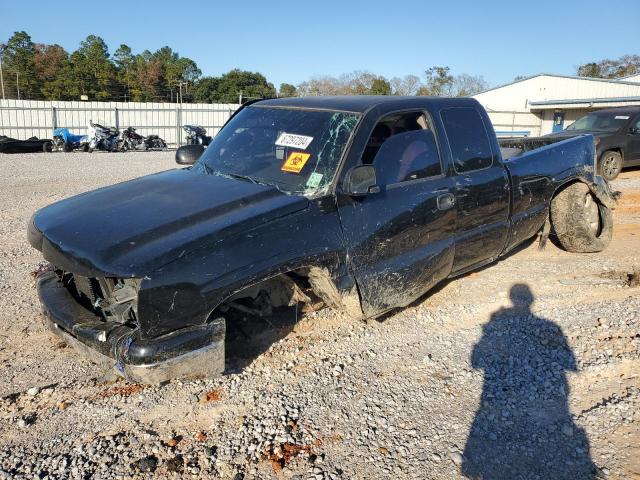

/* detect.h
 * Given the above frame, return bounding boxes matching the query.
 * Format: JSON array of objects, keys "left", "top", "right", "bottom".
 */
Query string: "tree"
[
  {"left": 69, "top": 35, "right": 116, "bottom": 100},
  {"left": 215, "top": 69, "right": 276, "bottom": 103},
  {"left": 113, "top": 44, "right": 136, "bottom": 100},
  {"left": 390, "top": 74, "right": 422, "bottom": 95},
  {"left": 297, "top": 75, "right": 344, "bottom": 96},
  {"left": 33, "top": 44, "right": 72, "bottom": 100},
  {"left": 2, "top": 31, "right": 38, "bottom": 99},
  {"left": 369, "top": 77, "right": 391, "bottom": 95},
  {"left": 451, "top": 74, "right": 489, "bottom": 97},
  {"left": 577, "top": 54, "right": 640, "bottom": 79},
  {"left": 417, "top": 66, "right": 454, "bottom": 96},
  {"left": 279, "top": 83, "right": 297, "bottom": 97},
  {"left": 193, "top": 76, "right": 220, "bottom": 103}
]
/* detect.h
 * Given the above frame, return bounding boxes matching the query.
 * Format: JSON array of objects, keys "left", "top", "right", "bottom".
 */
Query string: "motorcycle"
[
  {"left": 87, "top": 121, "right": 120, "bottom": 152},
  {"left": 50, "top": 128, "right": 89, "bottom": 152},
  {"left": 183, "top": 124, "right": 211, "bottom": 146},
  {"left": 120, "top": 127, "right": 167, "bottom": 151}
]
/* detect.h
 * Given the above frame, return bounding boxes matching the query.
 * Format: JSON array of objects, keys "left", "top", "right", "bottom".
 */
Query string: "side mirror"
[
  {"left": 343, "top": 165, "right": 380, "bottom": 196},
  {"left": 629, "top": 127, "right": 640, "bottom": 134},
  {"left": 175, "top": 144, "right": 205, "bottom": 165}
]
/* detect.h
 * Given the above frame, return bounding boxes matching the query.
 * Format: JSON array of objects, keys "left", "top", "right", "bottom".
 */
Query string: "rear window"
[{"left": 441, "top": 107, "right": 493, "bottom": 173}]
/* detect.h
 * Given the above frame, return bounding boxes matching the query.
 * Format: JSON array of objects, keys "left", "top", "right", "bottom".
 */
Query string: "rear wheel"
[
  {"left": 63, "top": 142, "right": 73, "bottom": 153},
  {"left": 550, "top": 182, "right": 612, "bottom": 253},
  {"left": 599, "top": 151, "right": 622, "bottom": 181}
]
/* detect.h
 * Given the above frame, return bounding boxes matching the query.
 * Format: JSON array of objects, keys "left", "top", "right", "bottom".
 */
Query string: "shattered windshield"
[
  {"left": 195, "top": 106, "right": 360, "bottom": 195},
  {"left": 566, "top": 113, "right": 630, "bottom": 132}
]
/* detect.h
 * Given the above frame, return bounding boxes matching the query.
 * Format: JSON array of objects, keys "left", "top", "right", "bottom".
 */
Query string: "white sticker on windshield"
[
  {"left": 306, "top": 172, "right": 323, "bottom": 188},
  {"left": 615, "top": 115, "right": 630, "bottom": 120},
  {"left": 276, "top": 132, "right": 314, "bottom": 149}
]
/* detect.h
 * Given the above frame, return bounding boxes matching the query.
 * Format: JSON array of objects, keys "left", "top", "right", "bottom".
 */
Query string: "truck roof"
[
  {"left": 255, "top": 95, "right": 476, "bottom": 113},
  {"left": 585, "top": 105, "right": 640, "bottom": 115}
]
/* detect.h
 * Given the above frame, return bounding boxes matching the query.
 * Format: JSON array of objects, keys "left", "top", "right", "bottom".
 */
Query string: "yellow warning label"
[{"left": 281, "top": 151, "right": 311, "bottom": 173}]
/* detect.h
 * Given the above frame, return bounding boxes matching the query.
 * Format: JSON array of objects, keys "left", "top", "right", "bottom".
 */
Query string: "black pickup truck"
[{"left": 28, "top": 96, "right": 615, "bottom": 383}]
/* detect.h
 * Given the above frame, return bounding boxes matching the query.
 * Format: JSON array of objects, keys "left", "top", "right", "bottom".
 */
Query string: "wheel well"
[
  {"left": 599, "top": 148, "right": 623, "bottom": 161},
  {"left": 205, "top": 266, "right": 363, "bottom": 323}
]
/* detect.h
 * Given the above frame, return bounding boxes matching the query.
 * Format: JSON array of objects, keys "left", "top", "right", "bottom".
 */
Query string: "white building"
[{"left": 473, "top": 74, "right": 640, "bottom": 137}]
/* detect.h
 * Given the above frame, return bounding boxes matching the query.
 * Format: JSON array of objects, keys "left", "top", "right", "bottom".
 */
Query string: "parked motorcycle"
[
  {"left": 120, "top": 127, "right": 167, "bottom": 151},
  {"left": 183, "top": 124, "right": 211, "bottom": 146},
  {"left": 87, "top": 121, "right": 120, "bottom": 152},
  {"left": 49, "top": 128, "right": 89, "bottom": 152}
]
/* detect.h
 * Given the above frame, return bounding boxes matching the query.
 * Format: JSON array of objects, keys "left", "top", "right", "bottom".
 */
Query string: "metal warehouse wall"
[
  {"left": 482, "top": 110, "right": 542, "bottom": 137},
  {"left": 0, "top": 99, "right": 240, "bottom": 146}
]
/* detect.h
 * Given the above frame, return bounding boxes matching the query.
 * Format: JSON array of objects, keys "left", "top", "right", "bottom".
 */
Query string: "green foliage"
[
  {"left": 70, "top": 35, "right": 116, "bottom": 100},
  {"left": 192, "top": 77, "right": 219, "bottom": 103},
  {"left": 2, "top": 31, "right": 39, "bottom": 99},
  {"left": 417, "top": 66, "right": 454, "bottom": 96},
  {"left": 369, "top": 78, "right": 391, "bottom": 95},
  {"left": 577, "top": 55, "right": 640, "bottom": 79},
  {"left": 213, "top": 69, "right": 276, "bottom": 103},
  {"left": 0, "top": 31, "right": 206, "bottom": 102},
  {"left": 278, "top": 83, "right": 297, "bottom": 97}
]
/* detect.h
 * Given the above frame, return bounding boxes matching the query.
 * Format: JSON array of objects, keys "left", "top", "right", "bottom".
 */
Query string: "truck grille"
[{"left": 55, "top": 269, "right": 139, "bottom": 326}]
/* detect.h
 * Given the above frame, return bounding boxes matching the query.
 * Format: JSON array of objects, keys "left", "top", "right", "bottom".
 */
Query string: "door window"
[
  {"left": 440, "top": 107, "right": 494, "bottom": 173},
  {"left": 362, "top": 111, "right": 442, "bottom": 186}
]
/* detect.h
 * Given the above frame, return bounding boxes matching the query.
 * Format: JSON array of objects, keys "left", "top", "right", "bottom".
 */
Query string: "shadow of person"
[{"left": 462, "top": 284, "right": 597, "bottom": 480}]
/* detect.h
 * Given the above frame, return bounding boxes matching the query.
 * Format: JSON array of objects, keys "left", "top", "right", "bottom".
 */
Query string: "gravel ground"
[{"left": 0, "top": 151, "right": 639, "bottom": 479}]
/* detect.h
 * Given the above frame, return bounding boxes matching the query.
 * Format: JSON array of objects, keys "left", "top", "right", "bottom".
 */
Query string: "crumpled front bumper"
[{"left": 36, "top": 271, "right": 225, "bottom": 384}]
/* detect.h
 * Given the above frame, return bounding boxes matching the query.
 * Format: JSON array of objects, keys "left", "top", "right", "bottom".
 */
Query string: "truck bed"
[{"left": 499, "top": 134, "right": 594, "bottom": 160}]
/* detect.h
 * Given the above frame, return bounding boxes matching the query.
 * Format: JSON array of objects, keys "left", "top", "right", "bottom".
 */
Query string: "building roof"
[
  {"left": 529, "top": 96, "right": 640, "bottom": 106},
  {"left": 473, "top": 73, "right": 640, "bottom": 97}
]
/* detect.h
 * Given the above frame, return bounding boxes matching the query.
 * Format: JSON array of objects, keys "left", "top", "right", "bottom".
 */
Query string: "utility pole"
[
  {"left": 0, "top": 44, "right": 5, "bottom": 100},
  {"left": 16, "top": 71, "right": 19, "bottom": 100},
  {"left": 238, "top": 90, "right": 243, "bottom": 105}
]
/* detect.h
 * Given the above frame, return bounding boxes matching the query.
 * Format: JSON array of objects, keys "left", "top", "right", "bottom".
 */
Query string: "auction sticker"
[
  {"left": 281, "top": 152, "right": 311, "bottom": 173},
  {"left": 276, "top": 132, "right": 314, "bottom": 149}
]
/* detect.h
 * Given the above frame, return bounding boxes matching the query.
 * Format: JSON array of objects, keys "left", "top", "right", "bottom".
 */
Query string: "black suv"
[{"left": 547, "top": 106, "right": 640, "bottom": 180}]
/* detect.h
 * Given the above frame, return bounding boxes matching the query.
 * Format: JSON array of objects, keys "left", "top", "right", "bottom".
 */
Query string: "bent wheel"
[{"left": 550, "top": 182, "right": 612, "bottom": 253}]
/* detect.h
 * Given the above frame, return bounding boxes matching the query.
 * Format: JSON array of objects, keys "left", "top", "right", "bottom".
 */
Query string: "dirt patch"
[
  {"left": 600, "top": 268, "right": 640, "bottom": 287},
  {"left": 200, "top": 389, "right": 222, "bottom": 403},
  {"left": 93, "top": 383, "right": 149, "bottom": 399},
  {"left": 265, "top": 440, "right": 319, "bottom": 471}
]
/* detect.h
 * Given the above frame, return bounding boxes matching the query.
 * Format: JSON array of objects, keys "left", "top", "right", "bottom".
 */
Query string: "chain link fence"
[{"left": 0, "top": 99, "right": 240, "bottom": 147}]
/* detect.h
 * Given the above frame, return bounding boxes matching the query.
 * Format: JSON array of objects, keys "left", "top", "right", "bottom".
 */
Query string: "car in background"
[{"left": 547, "top": 106, "right": 640, "bottom": 180}]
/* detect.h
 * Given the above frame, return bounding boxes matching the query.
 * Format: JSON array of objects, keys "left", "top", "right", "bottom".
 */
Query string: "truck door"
[
  {"left": 336, "top": 110, "right": 456, "bottom": 317},
  {"left": 628, "top": 115, "right": 640, "bottom": 163},
  {"left": 440, "top": 107, "right": 510, "bottom": 274}
]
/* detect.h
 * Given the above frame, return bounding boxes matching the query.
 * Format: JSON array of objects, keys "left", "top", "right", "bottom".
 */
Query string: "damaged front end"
[{"left": 35, "top": 267, "right": 225, "bottom": 384}]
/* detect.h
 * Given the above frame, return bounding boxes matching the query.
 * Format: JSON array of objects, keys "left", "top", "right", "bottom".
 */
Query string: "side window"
[
  {"left": 441, "top": 107, "right": 493, "bottom": 173},
  {"left": 363, "top": 112, "right": 442, "bottom": 186}
]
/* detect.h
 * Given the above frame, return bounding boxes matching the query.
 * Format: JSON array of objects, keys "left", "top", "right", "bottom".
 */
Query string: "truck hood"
[{"left": 29, "top": 168, "right": 308, "bottom": 277}]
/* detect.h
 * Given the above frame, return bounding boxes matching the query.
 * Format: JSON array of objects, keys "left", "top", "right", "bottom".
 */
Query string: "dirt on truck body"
[{"left": 28, "top": 96, "right": 616, "bottom": 383}]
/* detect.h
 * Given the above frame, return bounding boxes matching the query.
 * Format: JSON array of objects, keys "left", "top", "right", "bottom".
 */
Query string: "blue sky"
[{"left": 2, "top": 0, "right": 639, "bottom": 89}]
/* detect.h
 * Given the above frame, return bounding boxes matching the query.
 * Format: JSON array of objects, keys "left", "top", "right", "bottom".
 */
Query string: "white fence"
[{"left": 0, "top": 99, "right": 240, "bottom": 146}]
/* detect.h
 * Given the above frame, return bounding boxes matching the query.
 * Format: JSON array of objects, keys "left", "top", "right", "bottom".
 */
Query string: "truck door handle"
[{"left": 437, "top": 193, "right": 455, "bottom": 211}]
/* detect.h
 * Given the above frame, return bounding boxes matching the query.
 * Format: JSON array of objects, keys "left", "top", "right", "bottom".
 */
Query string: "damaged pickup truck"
[{"left": 29, "top": 96, "right": 615, "bottom": 383}]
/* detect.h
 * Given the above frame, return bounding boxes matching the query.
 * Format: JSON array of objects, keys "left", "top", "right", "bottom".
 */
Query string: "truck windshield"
[
  {"left": 196, "top": 106, "right": 360, "bottom": 195},
  {"left": 566, "top": 112, "right": 630, "bottom": 132}
]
